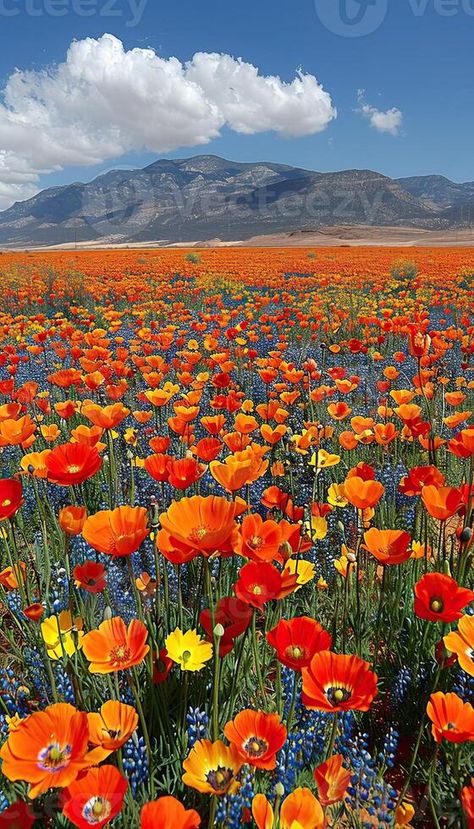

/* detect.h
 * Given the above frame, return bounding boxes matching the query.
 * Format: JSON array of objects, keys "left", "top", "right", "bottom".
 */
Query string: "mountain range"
[{"left": 0, "top": 155, "right": 473, "bottom": 247}]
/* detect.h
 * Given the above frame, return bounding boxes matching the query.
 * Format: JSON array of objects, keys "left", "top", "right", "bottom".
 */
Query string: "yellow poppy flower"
[
  {"left": 309, "top": 449, "right": 341, "bottom": 469},
  {"left": 284, "top": 558, "right": 315, "bottom": 589},
  {"left": 165, "top": 628, "right": 213, "bottom": 672},
  {"left": 327, "top": 483, "right": 348, "bottom": 508},
  {"left": 41, "top": 611, "right": 83, "bottom": 660}
]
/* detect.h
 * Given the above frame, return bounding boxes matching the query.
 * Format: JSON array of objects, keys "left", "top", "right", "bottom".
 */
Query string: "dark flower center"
[
  {"left": 326, "top": 686, "right": 351, "bottom": 706},
  {"left": 243, "top": 736, "right": 268, "bottom": 757},
  {"left": 206, "top": 766, "right": 234, "bottom": 792}
]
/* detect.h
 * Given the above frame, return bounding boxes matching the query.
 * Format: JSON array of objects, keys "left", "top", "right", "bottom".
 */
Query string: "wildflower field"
[{"left": 0, "top": 245, "right": 474, "bottom": 829}]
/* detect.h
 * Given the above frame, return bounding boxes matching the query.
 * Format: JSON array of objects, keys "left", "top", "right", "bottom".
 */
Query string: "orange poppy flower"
[
  {"left": 55, "top": 400, "right": 78, "bottom": 419},
  {"left": 144, "top": 453, "right": 171, "bottom": 482},
  {"left": 443, "top": 411, "right": 472, "bottom": 429},
  {"left": 0, "top": 561, "right": 27, "bottom": 590},
  {"left": 81, "top": 617, "right": 149, "bottom": 674},
  {"left": 82, "top": 506, "right": 149, "bottom": 557},
  {"left": 344, "top": 477, "right": 384, "bottom": 510},
  {"left": 224, "top": 709, "right": 287, "bottom": 770},
  {"left": 252, "top": 789, "right": 325, "bottom": 829},
  {"left": 81, "top": 401, "right": 130, "bottom": 429},
  {"left": 0, "top": 414, "right": 36, "bottom": 447},
  {"left": 70, "top": 424, "right": 105, "bottom": 449},
  {"left": 302, "top": 651, "right": 378, "bottom": 712},
  {"left": 426, "top": 692, "right": 474, "bottom": 743},
  {"left": 62, "top": 765, "right": 127, "bottom": 829},
  {"left": 444, "top": 614, "right": 474, "bottom": 676},
  {"left": 182, "top": 739, "right": 242, "bottom": 796},
  {"left": 223, "top": 431, "right": 252, "bottom": 452},
  {"left": 201, "top": 414, "right": 226, "bottom": 435},
  {"left": 448, "top": 428, "right": 474, "bottom": 458},
  {"left": 133, "top": 410, "right": 153, "bottom": 424},
  {"left": 157, "top": 495, "right": 244, "bottom": 561},
  {"left": 399, "top": 465, "right": 445, "bottom": 496},
  {"left": 0, "top": 702, "right": 90, "bottom": 798},
  {"left": 140, "top": 797, "right": 201, "bottom": 829},
  {"left": 237, "top": 513, "right": 283, "bottom": 563},
  {"left": 167, "top": 457, "right": 207, "bottom": 490},
  {"left": 374, "top": 422, "right": 398, "bottom": 445},
  {"left": 209, "top": 455, "right": 254, "bottom": 492},
  {"left": 86, "top": 700, "right": 138, "bottom": 763},
  {"left": 408, "top": 329, "right": 431, "bottom": 358},
  {"left": 421, "top": 485, "right": 463, "bottom": 520},
  {"left": 45, "top": 443, "right": 102, "bottom": 486},
  {"left": 327, "top": 401, "right": 352, "bottom": 421},
  {"left": 339, "top": 430, "right": 358, "bottom": 450},
  {"left": 363, "top": 528, "right": 412, "bottom": 565},
  {"left": 461, "top": 780, "right": 474, "bottom": 829},
  {"left": 59, "top": 505, "right": 88, "bottom": 536},
  {"left": 20, "top": 449, "right": 52, "bottom": 479},
  {"left": 314, "top": 754, "right": 351, "bottom": 805}
]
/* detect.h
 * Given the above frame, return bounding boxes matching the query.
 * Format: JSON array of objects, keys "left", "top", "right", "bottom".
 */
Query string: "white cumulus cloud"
[
  {"left": 0, "top": 34, "right": 336, "bottom": 209},
  {"left": 356, "top": 91, "right": 403, "bottom": 136}
]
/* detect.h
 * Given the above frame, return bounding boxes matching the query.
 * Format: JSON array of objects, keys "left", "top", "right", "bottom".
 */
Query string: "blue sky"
[{"left": 0, "top": 0, "right": 472, "bottom": 206}]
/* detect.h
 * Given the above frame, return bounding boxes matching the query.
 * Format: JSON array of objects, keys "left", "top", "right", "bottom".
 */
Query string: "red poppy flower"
[
  {"left": 399, "top": 465, "right": 445, "bottom": 496},
  {"left": 200, "top": 597, "right": 252, "bottom": 656},
  {"left": 414, "top": 573, "right": 474, "bottom": 623},
  {"left": 0, "top": 801, "right": 35, "bottom": 828},
  {"left": 267, "top": 616, "right": 332, "bottom": 671},
  {"left": 74, "top": 561, "right": 107, "bottom": 593},
  {"left": 234, "top": 561, "right": 294, "bottom": 609},
  {"left": 193, "top": 437, "right": 223, "bottom": 462},
  {"left": 62, "top": 765, "right": 127, "bottom": 829},
  {"left": 0, "top": 478, "right": 23, "bottom": 521},
  {"left": 301, "top": 651, "right": 378, "bottom": 712},
  {"left": 24, "top": 603, "right": 44, "bottom": 621},
  {"left": 46, "top": 443, "right": 102, "bottom": 486},
  {"left": 224, "top": 709, "right": 287, "bottom": 770},
  {"left": 153, "top": 648, "right": 174, "bottom": 684}
]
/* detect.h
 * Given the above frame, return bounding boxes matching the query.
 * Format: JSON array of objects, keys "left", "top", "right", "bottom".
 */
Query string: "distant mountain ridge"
[{"left": 0, "top": 155, "right": 473, "bottom": 247}]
